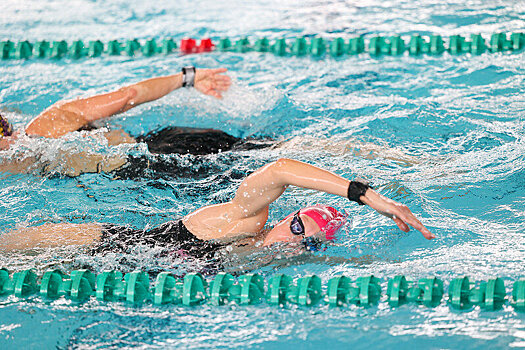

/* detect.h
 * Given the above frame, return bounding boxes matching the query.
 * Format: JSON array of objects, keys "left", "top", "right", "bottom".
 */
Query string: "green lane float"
[
  {"left": 0, "top": 268, "right": 523, "bottom": 312},
  {"left": 387, "top": 276, "right": 443, "bottom": 307},
  {"left": 40, "top": 269, "right": 95, "bottom": 301},
  {"left": 1, "top": 32, "right": 523, "bottom": 60}
]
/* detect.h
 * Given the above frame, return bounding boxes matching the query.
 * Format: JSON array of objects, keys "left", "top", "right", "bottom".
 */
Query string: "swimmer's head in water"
[
  {"left": 264, "top": 204, "right": 347, "bottom": 247},
  {"left": 297, "top": 205, "right": 347, "bottom": 240},
  {"left": 0, "top": 114, "right": 13, "bottom": 138}
]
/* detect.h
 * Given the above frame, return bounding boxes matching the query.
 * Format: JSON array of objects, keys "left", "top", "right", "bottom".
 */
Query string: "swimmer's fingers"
[
  {"left": 209, "top": 68, "right": 228, "bottom": 75},
  {"left": 364, "top": 191, "right": 434, "bottom": 240},
  {"left": 195, "top": 70, "right": 231, "bottom": 98},
  {"left": 392, "top": 206, "right": 435, "bottom": 240},
  {"left": 213, "top": 78, "right": 231, "bottom": 90},
  {"left": 207, "top": 90, "right": 223, "bottom": 99},
  {"left": 392, "top": 216, "right": 410, "bottom": 232}
]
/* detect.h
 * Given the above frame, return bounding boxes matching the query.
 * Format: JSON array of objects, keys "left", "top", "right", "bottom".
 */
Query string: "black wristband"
[
  {"left": 347, "top": 179, "right": 372, "bottom": 205},
  {"left": 182, "top": 66, "right": 196, "bottom": 87}
]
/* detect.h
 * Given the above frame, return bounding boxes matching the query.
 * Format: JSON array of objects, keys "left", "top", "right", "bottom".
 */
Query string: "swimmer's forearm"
[
  {"left": 231, "top": 158, "right": 349, "bottom": 215},
  {"left": 0, "top": 223, "right": 103, "bottom": 251},
  {"left": 25, "top": 74, "right": 183, "bottom": 138},
  {"left": 122, "top": 73, "right": 183, "bottom": 107},
  {"left": 273, "top": 158, "right": 349, "bottom": 197}
]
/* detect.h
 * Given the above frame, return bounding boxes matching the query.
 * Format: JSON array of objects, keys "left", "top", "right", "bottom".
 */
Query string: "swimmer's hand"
[
  {"left": 360, "top": 188, "right": 435, "bottom": 240},
  {"left": 194, "top": 68, "right": 232, "bottom": 99}
]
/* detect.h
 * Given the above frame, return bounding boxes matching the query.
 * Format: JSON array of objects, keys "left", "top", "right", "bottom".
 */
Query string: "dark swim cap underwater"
[{"left": 0, "top": 114, "right": 13, "bottom": 137}]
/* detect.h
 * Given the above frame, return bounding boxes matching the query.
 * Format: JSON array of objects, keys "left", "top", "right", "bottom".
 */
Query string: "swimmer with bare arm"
[
  {"left": 0, "top": 67, "right": 233, "bottom": 175},
  {"left": 24, "top": 67, "right": 231, "bottom": 139},
  {"left": 2, "top": 67, "right": 230, "bottom": 146},
  {"left": 0, "top": 158, "right": 434, "bottom": 254}
]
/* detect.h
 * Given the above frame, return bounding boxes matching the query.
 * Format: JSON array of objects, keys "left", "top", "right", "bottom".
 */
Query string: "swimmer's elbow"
[
  {"left": 25, "top": 119, "right": 61, "bottom": 138},
  {"left": 267, "top": 158, "right": 294, "bottom": 182},
  {"left": 272, "top": 158, "right": 293, "bottom": 168},
  {"left": 118, "top": 87, "right": 139, "bottom": 112}
]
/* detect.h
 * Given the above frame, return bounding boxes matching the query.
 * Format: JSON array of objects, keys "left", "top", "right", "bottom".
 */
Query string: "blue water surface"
[{"left": 0, "top": 0, "right": 524, "bottom": 348}]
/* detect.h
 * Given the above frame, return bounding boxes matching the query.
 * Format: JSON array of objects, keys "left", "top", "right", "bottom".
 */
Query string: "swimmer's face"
[{"left": 263, "top": 212, "right": 325, "bottom": 247}]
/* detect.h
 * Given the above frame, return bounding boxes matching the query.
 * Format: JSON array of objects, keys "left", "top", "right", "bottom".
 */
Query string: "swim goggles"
[{"left": 290, "top": 211, "right": 323, "bottom": 252}]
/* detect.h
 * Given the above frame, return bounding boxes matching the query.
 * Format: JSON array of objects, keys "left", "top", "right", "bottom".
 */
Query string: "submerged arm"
[{"left": 25, "top": 68, "right": 231, "bottom": 138}]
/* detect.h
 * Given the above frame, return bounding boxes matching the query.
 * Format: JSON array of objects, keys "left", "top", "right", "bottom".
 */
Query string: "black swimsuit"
[
  {"left": 111, "top": 126, "right": 273, "bottom": 180},
  {"left": 93, "top": 220, "right": 224, "bottom": 260}
]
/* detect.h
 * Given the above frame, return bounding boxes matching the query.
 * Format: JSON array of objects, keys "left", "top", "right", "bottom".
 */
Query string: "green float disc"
[
  {"left": 154, "top": 272, "right": 179, "bottom": 305},
  {"left": 267, "top": 274, "right": 292, "bottom": 306},
  {"left": 33, "top": 41, "right": 50, "bottom": 58},
  {"left": 0, "top": 40, "right": 14, "bottom": 59},
  {"left": 96, "top": 270, "right": 123, "bottom": 301},
  {"left": 40, "top": 270, "right": 65, "bottom": 299},
  {"left": 182, "top": 273, "right": 207, "bottom": 306},
  {"left": 484, "top": 278, "right": 505, "bottom": 310},
  {"left": 387, "top": 275, "right": 408, "bottom": 307},
  {"left": 510, "top": 33, "right": 524, "bottom": 50},
  {"left": 70, "top": 270, "right": 95, "bottom": 302},
  {"left": 310, "top": 37, "right": 325, "bottom": 56},
  {"left": 272, "top": 38, "right": 287, "bottom": 56},
  {"left": 13, "top": 270, "right": 38, "bottom": 298},
  {"left": 234, "top": 38, "right": 250, "bottom": 53},
  {"left": 88, "top": 40, "right": 104, "bottom": 57},
  {"left": 449, "top": 276, "right": 471, "bottom": 310},
  {"left": 254, "top": 38, "right": 269, "bottom": 52},
  {"left": 50, "top": 40, "right": 67, "bottom": 58},
  {"left": 408, "top": 35, "right": 423, "bottom": 55},
  {"left": 356, "top": 275, "right": 381, "bottom": 306},
  {"left": 329, "top": 37, "right": 345, "bottom": 57},
  {"left": 107, "top": 40, "right": 122, "bottom": 55},
  {"left": 448, "top": 35, "right": 464, "bottom": 55},
  {"left": 69, "top": 40, "right": 85, "bottom": 58},
  {"left": 327, "top": 276, "right": 351, "bottom": 307},
  {"left": 210, "top": 273, "right": 235, "bottom": 306},
  {"left": 368, "top": 36, "right": 385, "bottom": 56},
  {"left": 297, "top": 275, "right": 322, "bottom": 306},
  {"left": 238, "top": 274, "right": 264, "bottom": 305},
  {"left": 470, "top": 34, "right": 486, "bottom": 54},
  {"left": 419, "top": 277, "right": 443, "bottom": 307},
  {"left": 429, "top": 35, "right": 445, "bottom": 54},
  {"left": 14, "top": 41, "right": 32, "bottom": 59},
  {"left": 124, "top": 271, "right": 150, "bottom": 304},
  {"left": 124, "top": 39, "right": 140, "bottom": 56},
  {"left": 217, "top": 38, "right": 232, "bottom": 51},
  {"left": 160, "top": 39, "right": 177, "bottom": 54},
  {"left": 0, "top": 268, "right": 10, "bottom": 295},
  {"left": 291, "top": 37, "right": 308, "bottom": 56},
  {"left": 142, "top": 39, "right": 158, "bottom": 56},
  {"left": 389, "top": 36, "right": 404, "bottom": 55},
  {"left": 511, "top": 279, "right": 525, "bottom": 311},
  {"left": 348, "top": 37, "right": 364, "bottom": 55}
]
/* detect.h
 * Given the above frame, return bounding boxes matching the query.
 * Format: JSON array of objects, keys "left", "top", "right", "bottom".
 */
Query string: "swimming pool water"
[{"left": 1, "top": 0, "right": 524, "bottom": 348}]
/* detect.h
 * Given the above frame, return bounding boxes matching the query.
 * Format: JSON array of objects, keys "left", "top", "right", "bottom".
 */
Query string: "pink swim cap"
[{"left": 282, "top": 205, "right": 347, "bottom": 240}]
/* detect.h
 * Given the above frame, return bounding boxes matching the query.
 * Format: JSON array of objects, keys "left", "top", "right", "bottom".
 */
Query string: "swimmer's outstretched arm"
[
  {"left": 25, "top": 68, "right": 231, "bottom": 138},
  {"left": 227, "top": 158, "right": 434, "bottom": 240},
  {"left": 0, "top": 223, "right": 103, "bottom": 251}
]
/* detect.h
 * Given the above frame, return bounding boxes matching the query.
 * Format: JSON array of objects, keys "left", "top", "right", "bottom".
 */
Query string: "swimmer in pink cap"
[{"left": 2, "top": 159, "right": 434, "bottom": 258}]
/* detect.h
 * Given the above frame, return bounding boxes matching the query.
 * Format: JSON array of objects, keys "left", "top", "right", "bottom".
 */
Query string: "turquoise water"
[{"left": 1, "top": 0, "right": 524, "bottom": 348}]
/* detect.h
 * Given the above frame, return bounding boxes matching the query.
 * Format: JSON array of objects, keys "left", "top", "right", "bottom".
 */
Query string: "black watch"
[
  {"left": 347, "top": 179, "right": 372, "bottom": 205},
  {"left": 182, "top": 66, "right": 196, "bottom": 87}
]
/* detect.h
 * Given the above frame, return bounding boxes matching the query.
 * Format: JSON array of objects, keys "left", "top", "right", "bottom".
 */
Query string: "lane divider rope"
[
  {"left": 0, "top": 268, "right": 523, "bottom": 311},
  {"left": 0, "top": 33, "right": 523, "bottom": 60}
]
